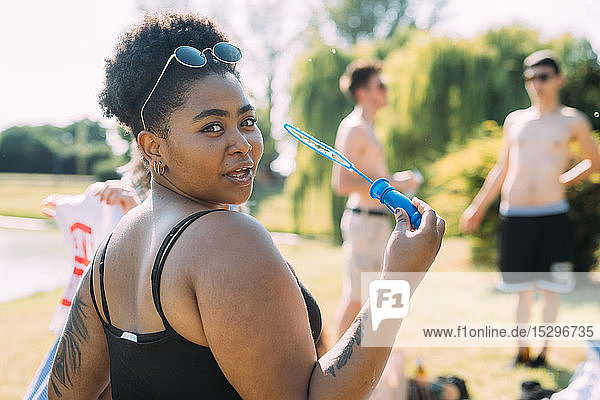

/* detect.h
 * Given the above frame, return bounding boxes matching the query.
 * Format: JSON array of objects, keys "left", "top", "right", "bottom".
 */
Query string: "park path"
[{"left": 0, "top": 224, "right": 70, "bottom": 304}]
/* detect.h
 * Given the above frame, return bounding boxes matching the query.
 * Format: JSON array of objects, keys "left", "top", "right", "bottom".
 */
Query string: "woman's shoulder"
[
  {"left": 191, "top": 209, "right": 271, "bottom": 240},
  {"left": 173, "top": 210, "right": 285, "bottom": 275}
]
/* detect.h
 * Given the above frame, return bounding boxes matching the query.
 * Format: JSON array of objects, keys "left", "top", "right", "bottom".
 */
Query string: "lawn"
[
  {"left": 0, "top": 173, "right": 93, "bottom": 219},
  {"left": 3, "top": 235, "right": 598, "bottom": 399}
]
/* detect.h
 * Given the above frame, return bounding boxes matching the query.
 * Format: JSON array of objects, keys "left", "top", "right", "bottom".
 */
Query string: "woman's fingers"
[{"left": 410, "top": 197, "right": 445, "bottom": 237}]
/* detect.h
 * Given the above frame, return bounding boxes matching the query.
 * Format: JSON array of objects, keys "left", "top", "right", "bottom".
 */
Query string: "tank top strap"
[
  {"left": 89, "top": 240, "right": 102, "bottom": 324},
  {"left": 151, "top": 209, "right": 225, "bottom": 331},
  {"left": 98, "top": 233, "right": 114, "bottom": 324}
]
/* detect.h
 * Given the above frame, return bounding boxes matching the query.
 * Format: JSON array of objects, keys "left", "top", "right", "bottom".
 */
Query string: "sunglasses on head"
[
  {"left": 524, "top": 72, "right": 554, "bottom": 84},
  {"left": 140, "top": 42, "right": 242, "bottom": 131}
]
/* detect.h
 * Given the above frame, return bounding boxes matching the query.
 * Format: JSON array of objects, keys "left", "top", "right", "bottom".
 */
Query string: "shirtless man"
[
  {"left": 332, "top": 60, "right": 420, "bottom": 337},
  {"left": 461, "top": 50, "right": 600, "bottom": 367}
]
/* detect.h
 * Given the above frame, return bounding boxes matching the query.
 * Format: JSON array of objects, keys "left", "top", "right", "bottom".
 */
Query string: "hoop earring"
[{"left": 153, "top": 160, "right": 166, "bottom": 176}]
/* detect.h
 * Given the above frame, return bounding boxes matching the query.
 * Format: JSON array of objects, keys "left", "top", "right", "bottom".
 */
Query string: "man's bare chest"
[{"left": 509, "top": 118, "right": 572, "bottom": 154}]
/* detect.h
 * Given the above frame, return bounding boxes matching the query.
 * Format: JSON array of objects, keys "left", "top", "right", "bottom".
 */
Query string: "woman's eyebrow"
[
  {"left": 238, "top": 104, "right": 255, "bottom": 115},
  {"left": 192, "top": 105, "right": 254, "bottom": 121},
  {"left": 193, "top": 109, "right": 228, "bottom": 121}
]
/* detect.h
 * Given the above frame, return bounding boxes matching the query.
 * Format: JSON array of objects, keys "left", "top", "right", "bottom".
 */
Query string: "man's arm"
[
  {"left": 460, "top": 119, "right": 512, "bottom": 233},
  {"left": 559, "top": 116, "right": 600, "bottom": 185},
  {"left": 49, "top": 260, "right": 110, "bottom": 399}
]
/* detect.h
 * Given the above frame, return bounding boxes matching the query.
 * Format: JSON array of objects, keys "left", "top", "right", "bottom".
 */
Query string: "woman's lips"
[{"left": 224, "top": 167, "right": 253, "bottom": 185}]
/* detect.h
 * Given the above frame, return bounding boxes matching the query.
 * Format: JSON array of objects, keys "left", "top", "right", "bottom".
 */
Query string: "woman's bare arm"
[
  {"left": 49, "top": 256, "right": 110, "bottom": 399},
  {"left": 191, "top": 201, "right": 443, "bottom": 399}
]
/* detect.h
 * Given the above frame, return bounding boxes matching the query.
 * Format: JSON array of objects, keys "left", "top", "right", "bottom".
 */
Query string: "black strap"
[
  {"left": 89, "top": 234, "right": 112, "bottom": 326},
  {"left": 151, "top": 210, "right": 224, "bottom": 331},
  {"left": 89, "top": 249, "right": 101, "bottom": 324},
  {"left": 347, "top": 207, "right": 388, "bottom": 217},
  {"left": 98, "top": 233, "right": 114, "bottom": 324}
]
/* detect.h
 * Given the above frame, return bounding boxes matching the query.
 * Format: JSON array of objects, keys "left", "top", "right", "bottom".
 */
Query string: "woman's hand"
[
  {"left": 93, "top": 180, "right": 141, "bottom": 214},
  {"left": 383, "top": 197, "right": 445, "bottom": 275}
]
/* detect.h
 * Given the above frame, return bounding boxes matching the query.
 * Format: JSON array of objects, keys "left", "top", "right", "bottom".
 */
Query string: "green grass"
[
  {"left": 3, "top": 237, "right": 597, "bottom": 399},
  {"left": 248, "top": 183, "right": 297, "bottom": 233},
  {"left": 0, "top": 173, "right": 93, "bottom": 218},
  {"left": 251, "top": 183, "right": 334, "bottom": 235},
  {"left": 0, "top": 289, "right": 62, "bottom": 399}
]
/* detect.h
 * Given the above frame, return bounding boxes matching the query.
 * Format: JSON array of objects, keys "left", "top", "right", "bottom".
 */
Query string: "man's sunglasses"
[
  {"left": 140, "top": 42, "right": 242, "bottom": 131},
  {"left": 524, "top": 72, "right": 554, "bottom": 84}
]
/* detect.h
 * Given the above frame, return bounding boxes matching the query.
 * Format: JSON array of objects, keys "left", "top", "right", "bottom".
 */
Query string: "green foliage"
[
  {"left": 565, "top": 136, "right": 600, "bottom": 272},
  {"left": 287, "top": 25, "right": 600, "bottom": 244},
  {"left": 287, "top": 44, "right": 353, "bottom": 240},
  {"left": 326, "top": 0, "right": 409, "bottom": 44},
  {"left": 551, "top": 35, "right": 600, "bottom": 131},
  {"left": 424, "top": 120, "right": 503, "bottom": 238},
  {"left": 379, "top": 26, "right": 600, "bottom": 171},
  {"left": 379, "top": 27, "right": 543, "bottom": 171},
  {"left": 92, "top": 156, "right": 127, "bottom": 182},
  {"left": 425, "top": 121, "right": 600, "bottom": 272},
  {"left": 0, "top": 119, "right": 123, "bottom": 179},
  {"left": 255, "top": 106, "right": 281, "bottom": 184},
  {"left": 0, "top": 125, "right": 61, "bottom": 173}
]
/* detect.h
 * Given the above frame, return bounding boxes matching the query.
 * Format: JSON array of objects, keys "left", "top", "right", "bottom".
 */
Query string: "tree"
[
  {"left": 0, "top": 126, "right": 59, "bottom": 173},
  {"left": 286, "top": 26, "right": 600, "bottom": 240},
  {"left": 551, "top": 35, "right": 600, "bottom": 131},
  {"left": 286, "top": 43, "right": 353, "bottom": 240},
  {"left": 0, "top": 119, "right": 122, "bottom": 178},
  {"left": 326, "top": 0, "right": 445, "bottom": 44}
]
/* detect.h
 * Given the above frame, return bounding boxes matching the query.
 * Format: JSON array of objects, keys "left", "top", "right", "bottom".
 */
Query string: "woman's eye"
[
  {"left": 241, "top": 117, "right": 257, "bottom": 127},
  {"left": 201, "top": 123, "right": 223, "bottom": 133}
]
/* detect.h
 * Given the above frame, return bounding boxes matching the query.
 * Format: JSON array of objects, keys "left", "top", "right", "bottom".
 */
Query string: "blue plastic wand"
[{"left": 283, "top": 123, "right": 421, "bottom": 229}]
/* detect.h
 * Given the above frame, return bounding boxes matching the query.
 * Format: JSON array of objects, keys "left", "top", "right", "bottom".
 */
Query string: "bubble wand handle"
[
  {"left": 369, "top": 178, "right": 421, "bottom": 229},
  {"left": 283, "top": 123, "right": 421, "bottom": 229}
]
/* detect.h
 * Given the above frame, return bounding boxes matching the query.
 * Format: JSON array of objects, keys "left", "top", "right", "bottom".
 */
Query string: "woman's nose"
[{"left": 230, "top": 129, "right": 252, "bottom": 155}]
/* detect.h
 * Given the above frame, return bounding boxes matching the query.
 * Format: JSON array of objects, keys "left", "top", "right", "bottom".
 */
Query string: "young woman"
[{"left": 49, "top": 11, "right": 445, "bottom": 400}]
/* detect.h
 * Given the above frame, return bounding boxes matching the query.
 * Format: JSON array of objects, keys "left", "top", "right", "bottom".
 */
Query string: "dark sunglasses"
[
  {"left": 524, "top": 72, "right": 554, "bottom": 84},
  {"left": 140, "top": 42, "right": 242, "bottom": 131}
]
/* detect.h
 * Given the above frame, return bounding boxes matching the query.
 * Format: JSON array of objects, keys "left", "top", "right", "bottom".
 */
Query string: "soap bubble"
[
  {"left": 594, "top": 111, "right": 599, "bottom": 118},
  {"left": 331, "top": 48, "right": 337, "bottom": 55}
]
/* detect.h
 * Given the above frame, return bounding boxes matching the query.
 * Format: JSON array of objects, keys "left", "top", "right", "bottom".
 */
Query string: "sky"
[{"left": 1, "top": 0, "right": 599, "bottom": 160}]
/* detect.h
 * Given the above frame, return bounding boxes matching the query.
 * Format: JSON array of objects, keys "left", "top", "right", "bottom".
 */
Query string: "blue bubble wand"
[{"left": 283, "top": 123, "right": 421, "bottom": 229}]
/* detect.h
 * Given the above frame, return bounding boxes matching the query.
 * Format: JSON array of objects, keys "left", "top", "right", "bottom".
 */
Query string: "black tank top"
[{"left": 90, "top": 210, "right": 322, "bottom": 399}]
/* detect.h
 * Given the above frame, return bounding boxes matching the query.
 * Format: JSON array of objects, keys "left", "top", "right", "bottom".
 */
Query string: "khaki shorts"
[{"left": 341, "top": 209, "right": 393, "bottom": 302}]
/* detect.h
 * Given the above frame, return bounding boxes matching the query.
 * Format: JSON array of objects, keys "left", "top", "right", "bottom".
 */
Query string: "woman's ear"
[{"left": 137, "top": 130, "right": 162, "bottom": 162}]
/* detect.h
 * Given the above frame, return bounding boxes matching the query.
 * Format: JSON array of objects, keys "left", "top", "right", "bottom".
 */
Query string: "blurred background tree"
[
  {"left": 0, "top": 119, "right": 124, "bottom": 180},
  {"left": 286, "top": 22, "right": 600, "bottom": 267},
  {"left": 325, "top": 0, "right": 446, "bottom": 44},
  {"left": 287, "top": 44, "right": 353, "bottom": 239}
]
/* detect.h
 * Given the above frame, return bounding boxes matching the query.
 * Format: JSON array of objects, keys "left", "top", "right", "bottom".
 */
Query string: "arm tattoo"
[
  {"left": 50, "top": 296, "right": 91, "bottom": 397},
  {"left": 325, "top": 311, "right": 369, "bottom": 377}
]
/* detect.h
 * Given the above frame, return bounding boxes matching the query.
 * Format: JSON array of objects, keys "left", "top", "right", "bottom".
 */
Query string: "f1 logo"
[{"left": 369, "top": 280, "right": 410, "bottom": 331}]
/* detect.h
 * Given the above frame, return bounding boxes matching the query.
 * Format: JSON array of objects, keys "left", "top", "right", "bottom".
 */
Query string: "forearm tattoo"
[
  {"left": 50, "top": 296, "right": 90, "bottom": 397},
  {"left": 325, "top": 312, "right": 369, "bottom": 377}
]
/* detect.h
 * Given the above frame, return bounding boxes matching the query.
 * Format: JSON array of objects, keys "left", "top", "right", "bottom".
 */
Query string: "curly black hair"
[{"left": 99, "top": 11, "right": 239, "bottom": 140}]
